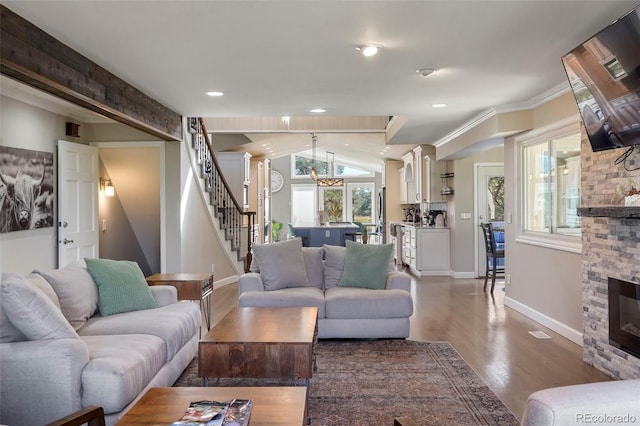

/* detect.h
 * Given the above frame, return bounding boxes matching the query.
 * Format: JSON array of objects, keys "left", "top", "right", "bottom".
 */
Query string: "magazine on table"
[
  {"left": 172, "top": 399, "right": 252, "bottom": 426},
  {"left": 223, "top": 399, "right": 253, "bottom": 426},
  {"left": 171, "top": 400, "right": 227, "bottom": 426}
]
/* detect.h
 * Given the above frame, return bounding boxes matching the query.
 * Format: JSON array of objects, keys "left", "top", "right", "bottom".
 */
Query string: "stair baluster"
[{"left": 187, "top": 118, "right": 255, "bottom": 272}]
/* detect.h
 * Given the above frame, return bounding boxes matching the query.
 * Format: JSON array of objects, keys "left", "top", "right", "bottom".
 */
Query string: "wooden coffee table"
[
  {"left": 115, "top": 386, "right": 307, "bottom": 425},
  {"left": 199, "top": 307, "right": 318, "bottom": 424},
  {"left": 199, "top": 307, "right": 318, "bottom": 382}
]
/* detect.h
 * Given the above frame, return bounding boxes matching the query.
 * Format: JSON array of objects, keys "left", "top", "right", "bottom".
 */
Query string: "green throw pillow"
[
  {"left": 338, "top": 241, "right": 393, "bottom": 289},
  {"left": 84, "top": 259, "right": 158, "bottom": 316}
]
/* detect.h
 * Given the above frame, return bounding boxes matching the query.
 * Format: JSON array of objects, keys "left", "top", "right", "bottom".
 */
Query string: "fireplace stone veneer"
[
  {"left": 581, "top": 135, "right": 640, "bottom": 379},
  {"left": 582, "top": 216, "right": 640, "bottom": 379}
]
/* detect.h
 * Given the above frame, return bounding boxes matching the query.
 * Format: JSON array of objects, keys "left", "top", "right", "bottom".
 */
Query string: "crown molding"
[
  {"left": 433, "top": 81, "right": 571, "bottom": 148},
  {"left": 433, "top": 109, "right": 497, "bottom": 148}
]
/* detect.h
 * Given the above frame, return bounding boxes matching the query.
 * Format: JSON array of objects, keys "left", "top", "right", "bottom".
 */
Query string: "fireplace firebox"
[{"left": 608, "top": 277, "right": 640, "bottom": 359}]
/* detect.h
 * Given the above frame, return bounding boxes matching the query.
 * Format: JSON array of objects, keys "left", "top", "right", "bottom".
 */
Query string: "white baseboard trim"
[
  {"left": 504, "top": 296, "right": 583, "bottom": 346},
  {"left": 451, "top": 271, "right": 476, "bottom": 279},
  {"left": 214, "top": 275, "right": 239, "bottom": 289}
]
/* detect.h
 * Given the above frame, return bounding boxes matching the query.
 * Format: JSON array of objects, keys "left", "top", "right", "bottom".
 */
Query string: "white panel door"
[{"left": 57, "top": 140, "right": 98, "bottom": 267}]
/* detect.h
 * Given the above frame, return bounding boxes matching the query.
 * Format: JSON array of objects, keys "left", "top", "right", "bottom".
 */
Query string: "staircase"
[{"left": 187, "top": 117, "right": 255, "bottom": 272}]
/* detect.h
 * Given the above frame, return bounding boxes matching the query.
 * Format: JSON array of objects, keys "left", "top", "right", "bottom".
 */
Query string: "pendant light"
[
  {"left": 310, "top": 133, "right": 318, "bottom": 181},
  {"left": 317, "top": 151, "right": 344, "bottom": 187}
]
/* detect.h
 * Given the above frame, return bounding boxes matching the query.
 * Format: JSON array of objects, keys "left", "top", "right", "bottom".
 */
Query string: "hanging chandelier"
[{"left": 317, "top": 151, "right": 344, "bottom": 187}]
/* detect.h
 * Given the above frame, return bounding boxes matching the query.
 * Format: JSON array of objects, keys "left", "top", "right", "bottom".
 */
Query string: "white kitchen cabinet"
[
  {"left": 399, "top": 167, "right": 408, "bottom": 204},
  {"left": 401, "top": 225, "right": 450, "bottom": 276},
  {"left": 401, "top": 152, "right": 418, "bottom": 204}
]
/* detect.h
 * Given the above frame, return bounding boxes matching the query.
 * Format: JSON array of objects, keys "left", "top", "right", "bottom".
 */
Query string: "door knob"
[{"left": 63, "top": 238, "right": 74, "bottom": 244}]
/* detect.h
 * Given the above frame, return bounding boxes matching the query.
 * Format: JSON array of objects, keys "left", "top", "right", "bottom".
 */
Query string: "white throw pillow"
[
  {"left": 34, "top": 260, "right": 99, "bottom": 330},
  {"left": 252, "top": 238, "right": 310, "bottom": 290},
  {"left": 0, "top": 272, "right": 78, "bottom": 341},
  {"left": 25, "top": 273, "right": 61, "bottom": 309},
  {"left": 0, "top": 273, "right": 62, "bottom": 343}
]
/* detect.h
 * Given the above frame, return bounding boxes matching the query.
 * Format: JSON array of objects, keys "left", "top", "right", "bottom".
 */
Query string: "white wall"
[
  {"left": 0, "top": 96, "right": 85, "bottom": 273},
  {"left": 179, "top": 140, "right": 239, "bottom": 283},
  {"left": 503, "top": 93, "right": 584, "bottom": 344}
]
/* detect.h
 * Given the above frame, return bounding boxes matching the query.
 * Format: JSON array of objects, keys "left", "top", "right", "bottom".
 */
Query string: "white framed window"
[
  {"left": 290, "top": 184, "right": 317, "bottom": 225},
  {"left": 320, "top": 187, "right": 345, "bottom": 222},
  {"left": 346, "top": 183, "right": 375, "bottom": 224},
  {"left": 290, "top": 154, "right": 375, "bottom": 179},
  {"left": 291, "top": 154, "right": 328, "bottom": 179},
  {"left": 517, "top": 119, "right": 582, "bottom": 252}
]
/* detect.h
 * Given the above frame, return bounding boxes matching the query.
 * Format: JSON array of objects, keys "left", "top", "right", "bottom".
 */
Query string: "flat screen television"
[{"left": 561, "top": 6, "right": 640, "bottom": 152}]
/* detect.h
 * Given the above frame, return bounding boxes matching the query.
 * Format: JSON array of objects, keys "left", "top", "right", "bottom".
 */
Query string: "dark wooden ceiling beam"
[{"left": 0, "top": 5, "right": 182, "bottom": 141}]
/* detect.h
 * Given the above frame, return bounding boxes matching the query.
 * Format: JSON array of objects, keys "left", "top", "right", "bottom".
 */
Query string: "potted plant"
[{"left": 271, "top": 220, "right": 283, "bottom": 241}]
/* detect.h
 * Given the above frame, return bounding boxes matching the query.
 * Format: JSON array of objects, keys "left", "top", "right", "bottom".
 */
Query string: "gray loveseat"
[
  {"left": 238, "top": 241, "right": 413, "bottom": 339},
  {"left": 0, "top": 260, "right": 201, "bottom": 426}
]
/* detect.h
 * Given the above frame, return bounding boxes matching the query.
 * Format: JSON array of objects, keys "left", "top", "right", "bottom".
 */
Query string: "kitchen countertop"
[{"left": 399, "top": 222, "right": 449, "bottom": 229}]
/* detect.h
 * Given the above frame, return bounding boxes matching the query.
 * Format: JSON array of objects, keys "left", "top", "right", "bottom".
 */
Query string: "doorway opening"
[{"left": 474, "top": 163, "right": 505, "bottom": 279}]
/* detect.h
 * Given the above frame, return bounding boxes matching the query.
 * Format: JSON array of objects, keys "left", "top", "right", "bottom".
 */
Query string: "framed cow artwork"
[{"left": 0, "top": 146, "right": 54, "bottom": 233}]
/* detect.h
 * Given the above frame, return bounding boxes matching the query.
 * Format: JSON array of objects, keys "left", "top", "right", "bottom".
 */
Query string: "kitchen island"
[{"left": 292, "top": 223, "right": 359, "bottom": 247}]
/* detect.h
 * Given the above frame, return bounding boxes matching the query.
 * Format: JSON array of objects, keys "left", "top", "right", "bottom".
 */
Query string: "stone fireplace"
[{"left": 580, "top": 129, "right": 640, "bottom": 380}]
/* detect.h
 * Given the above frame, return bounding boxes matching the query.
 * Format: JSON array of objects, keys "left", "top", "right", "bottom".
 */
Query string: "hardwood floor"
[{"left": 205, "top": 272, "right": 610, "bottom": 421}]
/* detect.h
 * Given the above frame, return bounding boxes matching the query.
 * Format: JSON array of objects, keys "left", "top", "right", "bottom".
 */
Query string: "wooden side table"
[{"left": 146, "top": 273, "right": 213, "bottom": 331}]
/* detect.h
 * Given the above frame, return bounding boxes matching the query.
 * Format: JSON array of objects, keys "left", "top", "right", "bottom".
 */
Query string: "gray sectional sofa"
[
  {"left": 238, "top": 241, "right": 414, "bottom": 339},
  {"left": 0, "top": 261, "right": 201, "bottom": 426}
]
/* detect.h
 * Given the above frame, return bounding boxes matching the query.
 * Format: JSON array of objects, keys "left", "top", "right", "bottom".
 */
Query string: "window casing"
[
  {"left": 346, "top": 183, "right": 374, "bottom": 224},
  {"left": 517, "top": 121, "right": 582, "bottom": 252}
]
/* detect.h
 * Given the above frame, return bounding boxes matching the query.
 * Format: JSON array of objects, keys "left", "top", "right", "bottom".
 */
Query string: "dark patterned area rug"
[{"left": 174, "top": 340, "right": 519, "bottom": 426}]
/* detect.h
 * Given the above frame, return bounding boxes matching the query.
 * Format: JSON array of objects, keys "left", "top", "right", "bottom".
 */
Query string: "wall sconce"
[{"left": 100, "top": 178, "right": 115, "bottom": 197}]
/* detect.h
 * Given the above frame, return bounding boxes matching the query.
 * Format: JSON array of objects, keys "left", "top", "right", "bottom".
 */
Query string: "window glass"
[
  {"left": 336, "top": 165, "right": 371, "bottom": 177},
  {"left": 292, "top": 154, "right": 373, "bottom": 178},
  {"left": 321, "top": 188, "right": 345, "bottom": 222},
  {"left": 290, "top": 185, "right": 316, "bottom": 225},
  {"left": 347, "top": 183, "right": 374, "bottom": 224},
  {"left": 293, "top": 155, "right": 328, "bottom": 178},
  {"left": 523, "top": 131, "right": 581, "bottom": 236}
]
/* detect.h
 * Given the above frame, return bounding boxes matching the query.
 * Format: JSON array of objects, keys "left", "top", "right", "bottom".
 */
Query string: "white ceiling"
[{"left": 2, "top": 0, "right": 638, "bottom": 164}]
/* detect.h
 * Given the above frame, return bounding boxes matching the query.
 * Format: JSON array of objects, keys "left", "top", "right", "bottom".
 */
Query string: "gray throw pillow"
[
  {"left": 34, "top": 260, "right": 99, "bottom": 330},
  {"left": 302, "top": 247, "right": 324, "bottom": 289},
  {"left": 252, "top": 238, "right": 309, "bottom": 290},
  {"left": 338, "top": 241, "right": 394, "bottom": 289},
  {"left": 323, "top": 244, "right": 346, "bottom": 290},
  {"left": 0, "top": 272, "right": 78, "bottom": 341}
]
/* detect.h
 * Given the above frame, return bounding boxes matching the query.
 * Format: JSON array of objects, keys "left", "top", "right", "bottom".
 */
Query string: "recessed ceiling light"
[
  {"left": 310, "top": 108, "right": 326, "bottom": 113},
  {"left": 432, "top": 103, "right": 447, "bottom": 108},
  {"left": 206, "top": 91, "right": 224, "bottom": 97},
  {"left": 416, "top": 68, "right": 438, "bottom": 77},
  {"left": 357, "top": 44, "right": 383, "bottom": 57}
]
